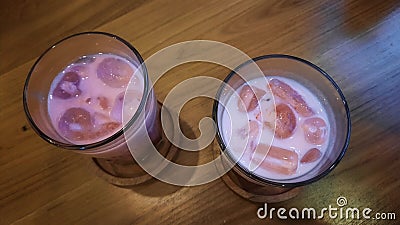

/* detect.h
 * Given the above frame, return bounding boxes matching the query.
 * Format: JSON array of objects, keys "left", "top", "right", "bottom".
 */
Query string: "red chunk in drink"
[
  {"left": 58, "top": 107, "right": 93, "bottom": 141},
  {"left": 237, "top": 85, "right": 266, "bottom": 112},
  {"left": 93, "top": 122, "right": 121, "bottom": 139},
  {"left": 97, "top": 96, "right": 109, "bottom": 110},
  {"left": 251, "top": 144, "right": 298, "bottom": 175},
  {"left": 275, "top": 103, "right": 296, "bottom": 139},
  {"left": 302, "top": 117, "right": 328, "bottom": 145},
  {"left": 52, "top": 72, "right": 81, "bottom": 99},
  {"left": 269, "top": 79, "right": 314, "bottom": 117},
  {"left": 58, "top": 107, "right": 122, "bottom": 143},
  {"left": 301, "top": 148, "right": 322, "bottom": 163},
  {"left": 97, "top": 57, "right": 134, "bottom": 88}
]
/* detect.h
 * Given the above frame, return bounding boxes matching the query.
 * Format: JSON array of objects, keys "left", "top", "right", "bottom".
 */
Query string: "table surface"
[{"left": 1, "top": 0, "right": 399, "bottom": 224}]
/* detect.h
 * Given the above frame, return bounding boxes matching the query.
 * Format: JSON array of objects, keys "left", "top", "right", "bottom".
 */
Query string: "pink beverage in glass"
[
  {"left": 221, "top": 76, "right": 330, "bottom": 180},
  {"left": 24, "top": 31, "right": 167, "bottom": 181},
  {"left": 46, "top": 53, "right": 159, "bottom": 160},
  {"left": 49, "top": 53, "right": 142, "bottom": 144}
]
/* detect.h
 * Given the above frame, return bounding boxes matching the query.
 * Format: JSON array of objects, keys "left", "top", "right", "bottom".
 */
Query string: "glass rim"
[
  {"left": 23, "top": 31, "right": 150, "bottom": 150},
  {"left": 212, "top": 54, "right": 351, "bottom": 187}
]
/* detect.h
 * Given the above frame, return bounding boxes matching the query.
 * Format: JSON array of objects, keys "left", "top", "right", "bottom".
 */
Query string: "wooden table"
[{"left": 1, "top": 0, "right": 399, "bottom": 224}]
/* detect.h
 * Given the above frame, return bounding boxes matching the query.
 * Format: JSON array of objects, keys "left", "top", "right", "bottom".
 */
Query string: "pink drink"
[
  {"left": 47, "top": 53, "right": 158, "bottom": 159},
  {"left": 48, "top": 53, "right": 142, "bottom": 144},
  {"left": 221, "top": 76, "right": 330, "bottom": 180}
]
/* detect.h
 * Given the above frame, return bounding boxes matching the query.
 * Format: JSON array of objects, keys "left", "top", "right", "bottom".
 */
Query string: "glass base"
[
  {"left": 221, "top": 167, "right": 302, "bottom": 203},
  {"left": 87, "top": 101, "right": 178, "bottom": 187}
]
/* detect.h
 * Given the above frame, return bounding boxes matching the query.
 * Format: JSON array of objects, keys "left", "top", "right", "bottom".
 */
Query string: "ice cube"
[
  {"left": 237, "top": 120, "right": 261, "bottom": 154},
  {"left": 52, "top": 72, "right": 81, "bottom": 99},
  {"left": 58, "top": 107, "right": 93, "bottom": 141},
  {"left": 300, "top": 148, "right": 322, "bottom": 163},
  {"left": 97, "top": 57, "right": 134, "bottom": 88},
  {"left": 269, "top": 79, "right": 314, "bottom": 117},
  {"left": 237, "top": 85, "right": 266, "bottom": 112},
  {"left": 251, "top": 144, "right": 298, "bottom": 175},
  {"left": 301, "top": 117, "right": 328, "bottom": 145}
]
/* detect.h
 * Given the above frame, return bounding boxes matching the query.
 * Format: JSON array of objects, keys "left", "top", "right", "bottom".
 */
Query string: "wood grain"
[{"left": 1, "top": 0, "right": 399, "bottom": 224}]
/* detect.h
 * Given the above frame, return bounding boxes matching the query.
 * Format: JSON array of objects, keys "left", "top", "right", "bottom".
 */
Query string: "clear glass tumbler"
[
  {"left": 23, "top": 32, "right": 170, "bottom": 186},
  {"left": 213, "top": 54, "right": 351, "bottom": 202}
]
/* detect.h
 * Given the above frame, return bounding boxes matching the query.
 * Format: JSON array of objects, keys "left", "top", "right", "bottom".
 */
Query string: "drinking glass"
[
  {"left": 23, "top": 32, "right": 175, "bottom": 186},
  {"left": 213, "top": 54, "right": 351, "bottom": 202}
]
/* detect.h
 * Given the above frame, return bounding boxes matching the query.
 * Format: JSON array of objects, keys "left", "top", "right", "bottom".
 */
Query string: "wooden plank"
[{"left": 1, "top": 0, "right": 399, "bottom": 224}]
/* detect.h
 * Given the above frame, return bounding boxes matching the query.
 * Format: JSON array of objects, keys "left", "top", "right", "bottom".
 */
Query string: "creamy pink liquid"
[
  {"left": 48, "top": 53, "right": 144, "bottom": 145},
  {"left": 221, "top": 76, "right": 330, "bottom": 180}
]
